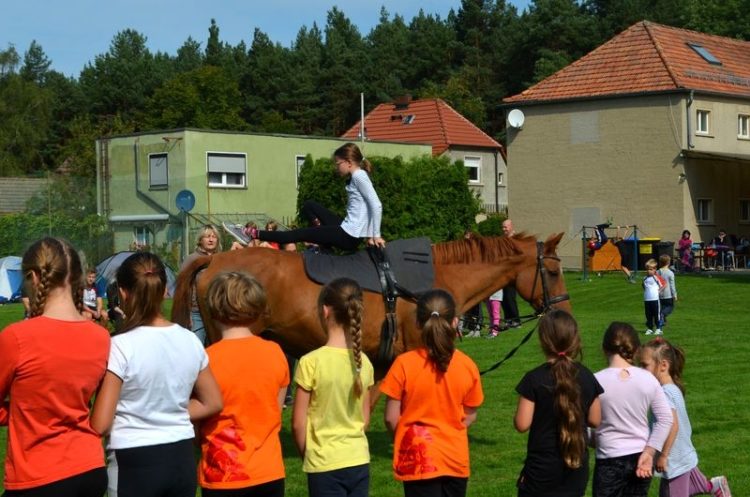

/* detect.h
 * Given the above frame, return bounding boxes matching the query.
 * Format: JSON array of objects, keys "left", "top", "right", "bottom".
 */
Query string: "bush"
[
  {"left": 477, "top": 213, "right": 507, "bottom": 237},
  {"left": 296, "top": 154, "right": 481, "bottom": 242}
]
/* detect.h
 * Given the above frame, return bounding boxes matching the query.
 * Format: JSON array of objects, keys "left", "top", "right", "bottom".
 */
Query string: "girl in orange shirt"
[
  {"left": 198, "top": 271, "right": 290, "bottom": 497},
  {"left": 380, "top": 289, "right": 484, "bottom": 497},
  {"left": 0, "top": 238, "right": 110, "bottom": 496}
]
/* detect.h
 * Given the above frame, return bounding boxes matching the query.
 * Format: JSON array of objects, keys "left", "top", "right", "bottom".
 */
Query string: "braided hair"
[
  {"left": 22, "top": 237, "right": 84, "bottom": 317},
  {"left": 319, "top": 278, "right": 365, "bottom": 397}
]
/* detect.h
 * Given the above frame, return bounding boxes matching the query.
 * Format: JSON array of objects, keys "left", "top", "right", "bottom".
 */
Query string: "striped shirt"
[{"left": 340, "top": 169, "right": 382, "bottom": 238}]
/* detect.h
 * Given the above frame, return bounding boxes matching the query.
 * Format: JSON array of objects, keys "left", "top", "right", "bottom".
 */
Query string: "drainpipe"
[
  {"left": 686, "top": 90, "right": 694, "bottom": 150},
  {"left": 493, "top": 150, "right": 499, "bottom": 214}
]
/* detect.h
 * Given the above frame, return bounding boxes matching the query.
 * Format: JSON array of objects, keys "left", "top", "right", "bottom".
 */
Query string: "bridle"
[
  {"left": 530, "top": 240, "right": 570, "bottom": 312},
  {"left": 480, "top": 240, "right": 569, "bottom": 375}
]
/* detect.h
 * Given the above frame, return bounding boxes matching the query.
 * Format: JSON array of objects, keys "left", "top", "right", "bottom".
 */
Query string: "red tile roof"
[
  {"left": 504, "top": 21, "right": 750, "bottom": 104},
  {"left": 342, "top": 98, "right": 503, "bottom": 156}
]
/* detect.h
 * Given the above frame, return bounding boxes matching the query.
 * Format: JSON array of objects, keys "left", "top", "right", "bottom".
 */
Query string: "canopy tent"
[
  {"left": 0, "top": 256, "right": 23, "bottom": 303},
  {"left": 95, "top": 252, "right": 177, "bottom": 298}
]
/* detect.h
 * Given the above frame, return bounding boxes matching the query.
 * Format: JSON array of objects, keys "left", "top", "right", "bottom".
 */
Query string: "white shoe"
[
  {"left": 645, "top": 329, "right": 654, "bottom": 335},
  {"left": 710, "top": 476, "right": 731, "bottom": 497},
  {"left": 655, "top": 329, "right": 663, "bottom": 335}
]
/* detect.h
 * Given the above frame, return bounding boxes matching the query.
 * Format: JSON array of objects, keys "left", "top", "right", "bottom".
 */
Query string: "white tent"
[
  {"left": 0, "top": 256, "right": 23, "bottom": 303},
  {"left": 95, "top": 252, "right": 177, "bottom": 298}
]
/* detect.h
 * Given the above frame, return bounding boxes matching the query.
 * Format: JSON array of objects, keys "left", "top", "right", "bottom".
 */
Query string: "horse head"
[{"left": 513, "top": 232, "right": 572, "bottom": 314}]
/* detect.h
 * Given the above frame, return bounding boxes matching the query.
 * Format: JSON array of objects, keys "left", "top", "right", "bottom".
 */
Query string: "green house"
[{"left": 96, "top": 129, "right": 430, "bottom": 261}]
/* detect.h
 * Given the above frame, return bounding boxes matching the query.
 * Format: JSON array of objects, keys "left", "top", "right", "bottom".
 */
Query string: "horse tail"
[{"left": 171, "top": 255, "right": 212, "bottom": 328}]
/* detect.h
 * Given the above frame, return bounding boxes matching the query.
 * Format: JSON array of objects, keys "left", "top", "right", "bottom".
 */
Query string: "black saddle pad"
[{"left": 302, "top": 237, "right": 434, "bottom": 295}]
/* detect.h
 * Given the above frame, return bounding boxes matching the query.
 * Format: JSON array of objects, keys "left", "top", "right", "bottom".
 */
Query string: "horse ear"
[{"left": 544, "top": 232, "right": 565, "bottom": 251}]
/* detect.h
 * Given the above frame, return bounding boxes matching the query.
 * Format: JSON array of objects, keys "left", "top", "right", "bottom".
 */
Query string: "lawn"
[{"left": 0, "top": 270, "right": 748, "bottom": 496}]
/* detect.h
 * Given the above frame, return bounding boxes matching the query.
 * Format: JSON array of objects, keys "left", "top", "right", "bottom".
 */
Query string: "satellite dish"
[
  {"left": 507, "top": 109, "right": 525, "bottom": 129},
  {"left": 175, "top": 189, "right": 195, "bottom": 212}
]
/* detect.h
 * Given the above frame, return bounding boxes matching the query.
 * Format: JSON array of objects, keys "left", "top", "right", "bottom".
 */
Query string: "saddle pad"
[{"left": 302, "top": 237, "right": 434, "bottom": 295}]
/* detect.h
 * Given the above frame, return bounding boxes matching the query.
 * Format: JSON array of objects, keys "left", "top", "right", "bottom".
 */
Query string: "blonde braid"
[
  {"left": 31, "top": 265, "right": 51, "bottom": 317},
  {"left": 347, "top": 294, "right": 364, "bottom": 398}
]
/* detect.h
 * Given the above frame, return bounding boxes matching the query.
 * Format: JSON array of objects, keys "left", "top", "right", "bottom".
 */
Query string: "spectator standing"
[
  {"left": 657, "top": 255, "right": 677, "bottom": 332},
  {"left": 381, "top": 289, "right": 483, "bottom": 497},
  {"left": 179, "top": 224, "right": 221, "bottom": 345},
  {"left": 198, "top": 272, "right": 289, "bottom": 497},
  {"left": 91, "top": 252, "right": 223, "bottom": 497},
  {"left": 292, "top": 278, "right": 374, "bottom": 497},
  {"left": 502, "top": 219, "right": 521, "bottom": 328},
  {"left": 0, "top": 237, "right": 110, "bottom": 495},
  {"left": 592, "top": 322, "right": 672, "bottom": 497}
]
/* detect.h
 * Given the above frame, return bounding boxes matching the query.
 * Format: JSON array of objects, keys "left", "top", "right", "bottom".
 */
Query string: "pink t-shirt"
[{"left": 594, "top": 366, "right": 672, "bottom": 459}]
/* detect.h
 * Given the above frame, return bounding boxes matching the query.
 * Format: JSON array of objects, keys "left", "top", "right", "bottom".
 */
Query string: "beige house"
[{"left": 503, "top": 21, "right": 750, "bottom": 268}]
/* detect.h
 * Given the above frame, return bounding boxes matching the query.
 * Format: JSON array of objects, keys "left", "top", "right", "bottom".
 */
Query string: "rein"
[{"left": 480, "top": 241, "right": 570, "bottom": 375}]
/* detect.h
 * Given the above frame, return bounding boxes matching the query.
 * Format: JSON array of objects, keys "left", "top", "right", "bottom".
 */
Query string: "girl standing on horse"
[
  {"left": 251, "top": 142, "right": 385, "bottom": 251},
  {"left": 380, "top": 289, "right": 484, "bottom": 497},
  {"left": 0, "top": 238, "right": 110, "bottom": 496},
  {"left": 514, "top": 309, "right": 603, "bottom": 497},
  {"left": 91, "top": 252, "right": 223, "bottom": 497},
  {"left": 292, "top": 277, "right": 375, "bottom": 497}
]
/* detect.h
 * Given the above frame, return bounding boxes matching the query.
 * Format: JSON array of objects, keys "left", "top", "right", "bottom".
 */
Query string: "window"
[
  {"left": 739, "top": 115, "right": 750, "bottom": 139},
  {"left": 207, "top": 152, "right": 246, "bottom": 188},
  {"left": 687, "top": 43, "right": 722, "bottom": 65},
  {"left": 133, "top": 226, "right": 152, "bottom": 250},
  {"left": 696, "top": 198, "right": 713, "bottom": 223},
  {"left": 741, "top": 199, "right": 750, "bottom": 223},
  {"left": 295, "top": 155, "right": 306, "bottom": 188},
  {"left": 148, "top": 153, "right": 168, "bottom": 189},
  {"left": 497, "top": 172, "right": 504, "bottom": 185},
  {"left": 696, "top": 110, "right": 710, "bottom": 135},
  {"left": 464, "top": 156, "right": 481, "bottom": 183}
]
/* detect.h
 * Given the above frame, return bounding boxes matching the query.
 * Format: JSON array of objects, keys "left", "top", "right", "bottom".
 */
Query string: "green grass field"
[{"left": 1, "top": 270, "right": 748, "bottom": 496}]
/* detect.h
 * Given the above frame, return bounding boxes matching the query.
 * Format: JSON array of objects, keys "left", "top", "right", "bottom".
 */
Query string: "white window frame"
[
  {"left": 207, "top": 152, "right": 246, "bottom": 188},
  {"left": 464, "top": 156, "right": 481, "bottom": 184},
  {"left": 295, "top": 154, "right": 306, "bottom": 189},
  {"left": 740, "top": 199, "right": 750, "bottom": 224},
  {"left": 497, "top": 172, "right": 504, "bottom": 186},
  {"left": 696, "top": 110, "right": 710, "bottom": 135},
  {"left": 148, "top": 153, "right": 168, "bottom": 190},
  {"left": 739, "top": 115, "right": 750, "bottom": 139},
  {"left": 133, "top": 226, "right": 152, "bottom": 249},
  {"left": 696, "top": 198, "right": 713, "bottom": 224}
]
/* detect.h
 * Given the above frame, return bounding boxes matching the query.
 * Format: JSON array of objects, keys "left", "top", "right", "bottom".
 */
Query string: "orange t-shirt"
[
  {"left": 0, "top": 317, "right": 110, "bottom": 490},
  {"left": 199, "top": 335, "right": 290, "bottom": 489},
  {"left": 380, "top": 348, "right": 483, "bottom": 481}
]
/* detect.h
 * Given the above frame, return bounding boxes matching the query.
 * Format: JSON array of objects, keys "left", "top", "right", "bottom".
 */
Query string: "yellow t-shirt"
[{"left": 295, "top": 346, "right": 374, "bottom": 473}]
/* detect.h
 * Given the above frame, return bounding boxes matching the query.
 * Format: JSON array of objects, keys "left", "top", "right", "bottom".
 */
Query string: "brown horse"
[{"left": 172, "top": 233, "right": 571, "bottom": 366}]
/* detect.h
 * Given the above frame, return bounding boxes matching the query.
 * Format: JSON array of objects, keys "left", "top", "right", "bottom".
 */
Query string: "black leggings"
[
  {"left": 256, "top": 200, "right": 359, "bottom": 251},
  {"left": 109, "top": 439, "right": 196, "bottom": 497},
  {"left": 2, "top": 467, "right": 107, "bottom": 497}
]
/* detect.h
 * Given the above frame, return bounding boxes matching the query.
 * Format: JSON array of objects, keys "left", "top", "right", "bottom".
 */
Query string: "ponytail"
[
  {"left": 643, "top": 337, "right": 687, "bottom": 394},
  {"left": 334, "top": 142, "right": 372, "bottom": 175},
  {"left": 538, "top": 309, "right": 585, "bottom": 469},
  {"left": 416, "top": 289, "right": 457, "bottom": 373},
  {"left": 116, "top": 252, "right": 167, "bottom": 334}
]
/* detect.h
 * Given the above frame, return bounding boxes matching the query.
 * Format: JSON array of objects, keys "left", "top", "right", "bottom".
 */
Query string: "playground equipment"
[{"left": 581, "top": 225, "right": 639, "bottom": 281}]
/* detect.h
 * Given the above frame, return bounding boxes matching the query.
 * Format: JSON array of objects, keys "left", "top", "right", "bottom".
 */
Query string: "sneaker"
[
  {"left": 710, "top": 476, "right": 731, "bottom": 497},
  {"left": 655, "top": 329, "right": 663, "bottom": 335},
  {"left": 645, "top": 329, "right": 654, "bottom": 335},
  {"left": 627, "top": 274, "right": 637, "bottom": 284},
  {"left": 223, "top": 222, "right": 251, "bottom": 245},
  {"left": 486, "top": 331, "right": 498, "bottom": 339}
]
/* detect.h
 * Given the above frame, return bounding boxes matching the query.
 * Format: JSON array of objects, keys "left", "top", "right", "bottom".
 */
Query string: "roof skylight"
[{"left": 687, "top": 43, "right": 722, "bottom": 65}]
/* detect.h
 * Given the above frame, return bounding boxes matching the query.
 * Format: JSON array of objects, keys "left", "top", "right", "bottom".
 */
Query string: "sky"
[{"left": 1, "top": 0, "right": 530, "bottom": 78}]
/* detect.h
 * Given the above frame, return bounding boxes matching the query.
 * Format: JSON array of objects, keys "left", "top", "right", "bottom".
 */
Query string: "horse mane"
[{"left": 431, "top": 233, "right": 534, "bottom": 264}]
